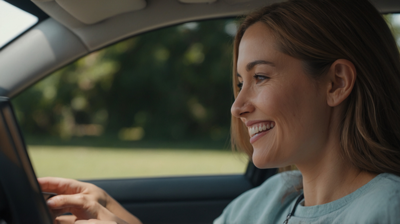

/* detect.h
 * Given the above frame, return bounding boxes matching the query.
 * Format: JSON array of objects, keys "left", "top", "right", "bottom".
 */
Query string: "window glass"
[
  {"left": 386, "top": 13, "right": 400, "bottom": 48},
  {"left": 0, "top": 0, "right": 38, "bottom": 48},
  {"left": 13, "top": 19, "right": 248, "bottom": 180}
]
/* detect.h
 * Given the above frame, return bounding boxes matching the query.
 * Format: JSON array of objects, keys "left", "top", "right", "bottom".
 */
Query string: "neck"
[
  {"left": 294, "top": 104, "right": 378, "bottom": 206},
  {"left": 296, "top": 140, "right": 376, "bottom": 206}
]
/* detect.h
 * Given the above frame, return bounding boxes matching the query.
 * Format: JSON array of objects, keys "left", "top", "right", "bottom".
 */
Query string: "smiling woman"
[
  {"left": 220, "top": 0, "right": 400, "bottom": 223},
  {"left": 232, "top": 23, "right": 332, "bottom": 169},
  {"left": 231, "top": 0, "right": 400, "bottom": 174}
]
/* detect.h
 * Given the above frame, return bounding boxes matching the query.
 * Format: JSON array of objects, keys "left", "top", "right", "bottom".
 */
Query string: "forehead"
[{"left": 237, "top": 22, "right": 278, "bottom": 70}]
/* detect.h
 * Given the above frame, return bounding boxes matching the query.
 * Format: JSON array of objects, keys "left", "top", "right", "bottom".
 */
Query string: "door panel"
[
  {"left": 89, "top": 175, "right": 253, "bottom": 224},
  {"left": 125, "top": 200, "right": 232, "bottom": 224}
]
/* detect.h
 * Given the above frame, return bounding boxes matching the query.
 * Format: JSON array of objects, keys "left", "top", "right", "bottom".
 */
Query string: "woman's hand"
[
  {"left": 55, "top": 215, "right": 123, "bottom": 224},
  {"left": 38, "top": 177, "right": 142, "bottom": 224},
  {"left": 74, "top": 221, "right": 121, "bottom": 224}
]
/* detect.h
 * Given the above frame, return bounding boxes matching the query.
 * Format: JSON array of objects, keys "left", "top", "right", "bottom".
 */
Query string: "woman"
[{"left": 39, "top": 0, "right": 400, "bottom": 223}]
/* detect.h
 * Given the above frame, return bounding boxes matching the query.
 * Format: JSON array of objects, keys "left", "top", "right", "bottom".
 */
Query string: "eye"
[
  {"left": 254, "top": 74, "right": 269, "bottom": 83},
  {"left": 237, "top": 82, "right": 243, "bottom": 90}
]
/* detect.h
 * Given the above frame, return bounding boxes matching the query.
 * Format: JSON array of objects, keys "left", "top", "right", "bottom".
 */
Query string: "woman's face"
[{"left": 231, "top": 22, "right": 331, "bottom": 168}]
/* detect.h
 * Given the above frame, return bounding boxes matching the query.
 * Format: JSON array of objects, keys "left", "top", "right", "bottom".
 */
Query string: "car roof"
[{"left": 0, "top": 0, "right": 399, "bottom": 98}]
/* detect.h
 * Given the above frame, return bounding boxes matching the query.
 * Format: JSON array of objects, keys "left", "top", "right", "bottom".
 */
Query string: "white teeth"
[{"left": 249, "top": 122, "right": 275, "bottom": 137}]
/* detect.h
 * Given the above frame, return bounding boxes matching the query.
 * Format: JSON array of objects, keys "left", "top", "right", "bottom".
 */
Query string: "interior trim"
[
  {"left": 0, "top": 19, "right": 88, "bottom": 97},
  {"left": 53, "top": 0, "right": 146, "bottom": 25},
  {"left": 88, "top": 175, "right": 252, "bottom": 202}
]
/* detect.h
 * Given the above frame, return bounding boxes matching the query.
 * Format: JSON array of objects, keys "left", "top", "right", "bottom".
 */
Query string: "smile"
[{"left": 249, "top": 121, "right": 275, "bottom": 137}]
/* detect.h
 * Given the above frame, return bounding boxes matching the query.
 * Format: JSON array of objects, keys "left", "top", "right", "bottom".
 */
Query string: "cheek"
[
  {"left": 252, "top": 79, "right": 326, "bottom": 166},
  {"left": 251, "top": 86, "right": 302, "bottom": 165},
  {"left": 257, "top": 83, "right": 306, "bottom": 128},
  {"left": 276, "top": 82, "right": 324, "bottom": 142}
]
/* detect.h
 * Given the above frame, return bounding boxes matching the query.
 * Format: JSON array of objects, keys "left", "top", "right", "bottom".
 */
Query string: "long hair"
[{"left": 231, "top": 0, "right": 400, "bottom": 175}]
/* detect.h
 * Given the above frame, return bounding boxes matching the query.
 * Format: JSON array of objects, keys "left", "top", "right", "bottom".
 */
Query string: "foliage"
[{"left": 12, "top": 19, "right": 239, "bottom": 143}]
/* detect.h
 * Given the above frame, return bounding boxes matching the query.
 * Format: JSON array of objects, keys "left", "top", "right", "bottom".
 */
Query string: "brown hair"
[{"left": 231, "top": 0, "right": 400, "bottom": 175}]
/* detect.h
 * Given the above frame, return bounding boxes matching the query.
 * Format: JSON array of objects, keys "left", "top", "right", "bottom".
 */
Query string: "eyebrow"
[{"left": 246, "top": 60, "right": 275, "bottom": 71}]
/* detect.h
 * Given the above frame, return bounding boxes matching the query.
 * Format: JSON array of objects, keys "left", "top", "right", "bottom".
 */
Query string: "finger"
[
  {"left": 47, "top": 194, "right": 105, "bottom": 220},
  {"left": 75, "top": 220, "right": 117, "bottom": 224},
  {"left": 47, "top": 194, "right": 95, "bottom": 210},
  {"left": 38, "top": 177, "right": 86, "bottom": 195},
  {"left": 55, "top": 215, "right": 77, "bottom": 224},
  {"left": 50, "top": 208, "right": 73, "bottom": 218}
]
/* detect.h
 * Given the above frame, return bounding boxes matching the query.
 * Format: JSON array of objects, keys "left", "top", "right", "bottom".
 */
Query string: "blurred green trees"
[{"left": 12, "top": 19, "right": 239, "bottom": 143}]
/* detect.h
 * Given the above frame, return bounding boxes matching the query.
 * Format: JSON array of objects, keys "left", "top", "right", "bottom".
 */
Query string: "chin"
[
  {"left": 251, "top": 146, "right": 291, "bottom": 169},
  {"left": 251, "top": 152, "right": 278, "bottom": 169}
]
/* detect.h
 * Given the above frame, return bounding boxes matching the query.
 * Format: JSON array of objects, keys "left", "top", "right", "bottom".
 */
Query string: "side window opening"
[
  {"left": 12, "top": 19, "right": 248, "bottom": 180},
  {"left": 385, "top": 13, "right": 400, "bottom": 49}
]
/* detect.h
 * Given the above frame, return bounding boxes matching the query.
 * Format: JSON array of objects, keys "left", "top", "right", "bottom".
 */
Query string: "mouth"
[{"left": 248, "top": 121, "right": 275, "bottom": 138}]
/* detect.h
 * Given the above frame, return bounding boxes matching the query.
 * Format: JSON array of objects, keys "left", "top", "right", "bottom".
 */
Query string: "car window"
[
  {"left": 386, "top": 13, "right": 400, "bottom": 48},
  {"left": 12, "top": 18, "right": 248, "bottom": 180},
  {"left": 0, "top": 0, "right": 38, "bottom": 49}
]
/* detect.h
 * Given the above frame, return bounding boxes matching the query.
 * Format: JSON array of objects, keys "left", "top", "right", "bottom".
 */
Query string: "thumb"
[{"left": 55, "top": 215, "right": 77, "bottom": 224}]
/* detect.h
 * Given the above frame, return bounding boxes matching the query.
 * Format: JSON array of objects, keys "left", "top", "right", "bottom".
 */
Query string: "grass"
[{"left": 28, "top": 145, "right": 248, "bottom": 180}]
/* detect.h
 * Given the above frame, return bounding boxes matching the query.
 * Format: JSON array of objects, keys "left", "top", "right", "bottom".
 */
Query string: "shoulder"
[
  {"left": 344, "top": 173, "right": 400, "bottom": 223},
  {"left": 214, "top": 170, "right": 302, "bottom": 224},
  {"left": 361, "top": 173, "right": 400, "bottom": 203},
  {"left": 365, "top": 173, "right": 400, "bottom": 210}
]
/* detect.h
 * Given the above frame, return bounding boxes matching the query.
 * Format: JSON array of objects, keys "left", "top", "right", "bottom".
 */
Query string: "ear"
[{"left": 326, "top": 59, "right": 357, "bottom": 107}]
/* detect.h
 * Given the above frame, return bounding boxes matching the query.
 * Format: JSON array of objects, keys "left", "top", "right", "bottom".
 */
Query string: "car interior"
[{"left": 1, "top": 0, "right": 400, "bottom": 223}]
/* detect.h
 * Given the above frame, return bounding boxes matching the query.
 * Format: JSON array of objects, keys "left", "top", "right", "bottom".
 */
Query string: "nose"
[{"left": 231, "top": 89, "right": 255, "bottom": 118}]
